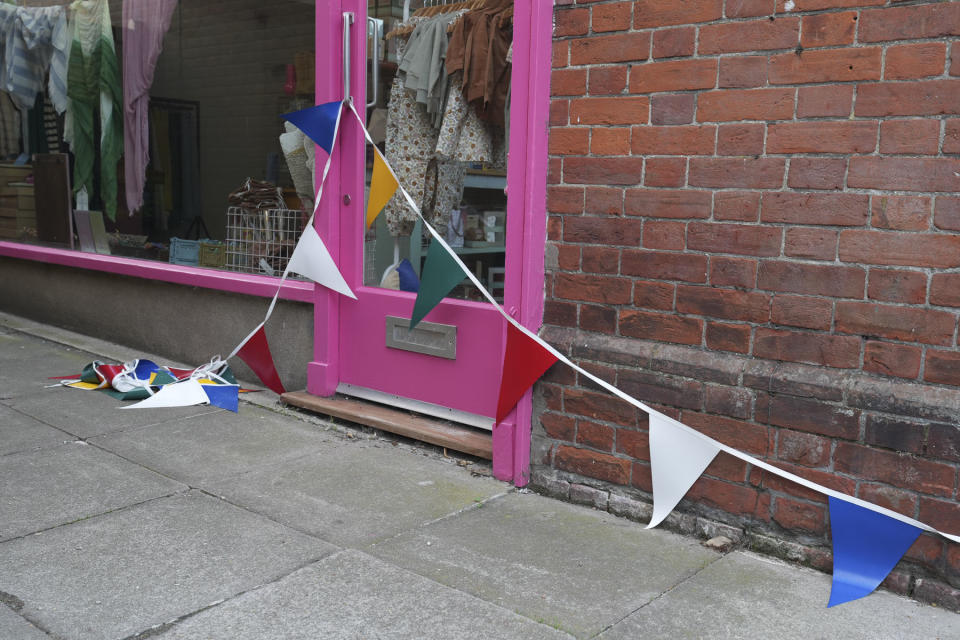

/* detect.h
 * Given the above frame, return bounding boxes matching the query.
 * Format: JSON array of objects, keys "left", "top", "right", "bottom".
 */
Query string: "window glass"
[
  {"left": 363, "top": 0, "right": 511, "bottom": 301},
  {"left": 1, "top": 0, "right": 315, "bottom": 278}
]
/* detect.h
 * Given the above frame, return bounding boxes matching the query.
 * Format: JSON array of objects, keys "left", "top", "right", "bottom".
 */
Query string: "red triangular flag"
[
  {"left": 234, "top": 325, "right": 286, "bottom": 395},
  {"left": 495, "top": 323, "right": 559, "bottom": 423}
]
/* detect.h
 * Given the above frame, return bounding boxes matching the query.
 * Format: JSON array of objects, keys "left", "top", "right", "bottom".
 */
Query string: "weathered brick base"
[
  {"left": 531, "top": 328, "right": 960, "bottom": 612},
  {"left": 530, "top": 465, "right": 960, "bottom": 612},
  {"left": 542, "top": 0, "right": 960, "bottom": 610}
]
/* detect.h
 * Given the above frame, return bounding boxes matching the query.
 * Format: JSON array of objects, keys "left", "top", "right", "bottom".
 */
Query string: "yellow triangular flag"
[{"left": 366, "top": 147, "right": 398, "bottom": 229}]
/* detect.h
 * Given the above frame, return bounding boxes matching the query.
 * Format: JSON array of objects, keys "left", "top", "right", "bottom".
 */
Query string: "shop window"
[
  {"left": 0, "top": 0, "right": 315, "bottom": 277},
  {"left": 364, "top": 0, "right": 511, "bottom": 302}
]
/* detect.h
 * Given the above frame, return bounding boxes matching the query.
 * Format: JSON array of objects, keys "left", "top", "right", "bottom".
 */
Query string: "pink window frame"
[
  {"left": 309, "top": 0, "right": 553, "bottom": 486},
  {"left": 0, "top": 242, "right": 314, "bottom": 303}
]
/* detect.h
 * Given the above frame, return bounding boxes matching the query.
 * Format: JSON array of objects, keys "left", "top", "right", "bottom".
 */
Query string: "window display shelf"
[{"left": 463, "top": 173, "right": 506, "bottom": 190}]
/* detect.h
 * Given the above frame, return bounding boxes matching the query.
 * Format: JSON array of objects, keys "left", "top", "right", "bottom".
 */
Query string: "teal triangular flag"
[
  {"left": 151, "top": 370, "right": 177, "bottom": 386},
  {"left": 409, "top": 240, "right": 467, "bottom": 329},
  {"left": 102, "top": 388, "right": 152, "bottom": 401}
]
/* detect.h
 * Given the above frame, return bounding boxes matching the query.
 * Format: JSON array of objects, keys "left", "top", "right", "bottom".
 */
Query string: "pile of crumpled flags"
[{"left": 53, "top": 357, "right": 248, "bottom": 412}]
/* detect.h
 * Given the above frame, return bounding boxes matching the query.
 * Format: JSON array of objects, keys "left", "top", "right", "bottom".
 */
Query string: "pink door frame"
[{"left": 308, "top": 0, "right": 552, "bottom": 486}]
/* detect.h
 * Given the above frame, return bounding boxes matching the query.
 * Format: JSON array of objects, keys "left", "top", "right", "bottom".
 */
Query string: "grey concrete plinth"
[
  {"left": 0, "top": 604, "right": 49, "bottom": 640},
  {"left": 2, "top": 387, "right": 220, "bottom": 438},
  {"left": 154, "top": 549, "right": 571, "bottom": 640},
  {"left": 599, "top": 551, "right": 960, "bottom": 639},
  {"left": 201, "top": 441, "right": 508, "bottom": 547},
  {"left": 370, "top": 491, "right": 720, "bottom": 638},
  {"left": 0, "top": 491, "right": 335, "bottom": 640},
  {"left": 0, "top": 404, "right": 71, "bottom": 456},
  {"left": 0, "top": 442, "right": 186, "bottom": 541},
  {"left": 90, "top": 405, "right": 341, "bottom": 485}
]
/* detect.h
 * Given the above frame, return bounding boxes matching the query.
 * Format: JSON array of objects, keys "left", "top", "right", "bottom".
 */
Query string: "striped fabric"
[
  {"left": 0, "top": 5, "right": 69, "bottom": 112},
  {"left": 0, "top": 91, "right": 20, "bottom": 159}
]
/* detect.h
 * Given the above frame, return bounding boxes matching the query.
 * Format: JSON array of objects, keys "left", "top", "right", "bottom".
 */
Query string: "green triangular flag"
[{"left": 410, "top": 240, "right": 467, "bottom": 329}]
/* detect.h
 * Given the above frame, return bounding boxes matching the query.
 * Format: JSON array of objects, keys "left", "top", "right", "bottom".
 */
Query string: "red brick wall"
[{"left": 538, "top": 0, "right": 960, "bottom": 608}]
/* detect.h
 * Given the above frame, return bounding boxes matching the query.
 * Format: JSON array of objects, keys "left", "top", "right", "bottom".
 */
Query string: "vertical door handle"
[
  {"left": 366, "top": 17, "right": 383, "bottom": 109},
  {"left": 343, "top": 12, "right": 355, "bottom": 103}
]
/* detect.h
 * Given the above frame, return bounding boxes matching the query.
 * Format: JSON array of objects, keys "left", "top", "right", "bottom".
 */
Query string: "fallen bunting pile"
[{"left": 52, "top": 357, "right": 252, "bottom": 412}]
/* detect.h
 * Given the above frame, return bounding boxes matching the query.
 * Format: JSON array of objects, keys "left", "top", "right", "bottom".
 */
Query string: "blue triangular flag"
[
  {"left": 827, "top": 496, "right": 921, "bottom": 607},
  {"left": 397, "top": 258, "right": 420, "bottom": 293},
  {"left": 133, "top": 359, "right": 161, "bottom": 380},
  {"left": 281, "top": 101, "right": 342, "bottom": 153},
  {"left": 202, "top": 384, "right": 240, "bottom": 413}
]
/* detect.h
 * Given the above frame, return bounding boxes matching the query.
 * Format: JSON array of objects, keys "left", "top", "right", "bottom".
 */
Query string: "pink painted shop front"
[
  {"left": 309, "top": 0, "right": 551, "bottom": 485},
  {"left": 0, "top": 0, "right": 550, "bottom": 487}
]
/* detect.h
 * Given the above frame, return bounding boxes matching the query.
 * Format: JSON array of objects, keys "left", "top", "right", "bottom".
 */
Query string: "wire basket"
[{"left": 224, "top": 206, "right": 305, "bottom": 277}]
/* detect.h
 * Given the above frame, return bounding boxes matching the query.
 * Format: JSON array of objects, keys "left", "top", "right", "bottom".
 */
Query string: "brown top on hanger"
[
  {"left": 445, "top": 0, "right": 513, "bottom": 126},
  {"left": 385, "top": 1, "right": 486, "bottom": 40}
]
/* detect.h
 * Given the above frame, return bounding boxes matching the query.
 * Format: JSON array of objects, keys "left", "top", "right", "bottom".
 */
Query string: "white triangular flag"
[
  {"left": 288, "top": 225, "right": 356, "bottom": 299},
  {"left": 646, "top": 411, "right": 720, "bottom": 529},
  {"left": 120, "top": 379, "right": 209, "bottom": 409}
]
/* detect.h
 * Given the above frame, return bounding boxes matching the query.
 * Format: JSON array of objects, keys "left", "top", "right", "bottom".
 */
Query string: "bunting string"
[
  {"left": 217, "top": 98, "right": 957, "bottom": 607},
  {"left": 344, "top": 101, "right": 960, "bottom": 548},
  {"left": 227, "top": 101, "right": 346, "bottom": 362},
  {"left": 225, "top": 102, "right": 346, "bottom": 364}
]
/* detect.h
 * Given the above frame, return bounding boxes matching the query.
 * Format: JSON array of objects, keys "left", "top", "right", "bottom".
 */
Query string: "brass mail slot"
[{"left": 385, "top": 316, "right": 457, "bottom": 360}]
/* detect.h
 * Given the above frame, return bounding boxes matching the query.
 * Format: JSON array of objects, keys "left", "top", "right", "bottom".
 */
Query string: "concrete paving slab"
[
  {"left": 0, "top": 603, "right": 49, "bottom": 640},
  {"left": 0, "top": 442, "right": 186, "bottom": 541},
  {"left": 90, "top": 405, "right": 343, "bottom": 485},
  {"left": 0, "top": 490, "right": 336, "bottom": 640},
  {"left": 370, "top": 491, "right": 720, "bottom": 638},
  {"left": 0, "top": 404, "right": 72, "bottom": 456},
  {"left": 2, "top": 387, "right": 221, "bottom": 438},
  {"left": 201, "top": 441, "right": 509, "bottom": 547},
  {"left": 598, "top": 551, "right": 959, "bottom": 640},
  {"left": 0, "top": 333, "right": 94, "bottom": 399},
  {"left": 0, "top": 313, "right": 159, "bottom": 366},
  {"left": 154, "top": 549, "right": 572, "bottom": 640},
  {"left": 0, "top": 330, "right": 78, "bottom": 361}
]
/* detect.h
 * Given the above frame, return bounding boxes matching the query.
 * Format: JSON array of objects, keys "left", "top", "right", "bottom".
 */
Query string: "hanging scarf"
[
  {"left": 122, "top": 0, "right": 177, "bottom": 214},
  {"left": 64, "top": 0, "right": 122, "bottom": 220}
]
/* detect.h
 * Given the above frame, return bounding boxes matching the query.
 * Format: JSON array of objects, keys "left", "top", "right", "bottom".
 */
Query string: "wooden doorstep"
[{"left": 280, "top": 391, "right": 493, "bottom": 460}]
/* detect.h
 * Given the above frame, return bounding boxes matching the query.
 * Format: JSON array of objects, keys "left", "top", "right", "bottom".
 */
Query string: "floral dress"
[{"left": 383, "top": 27, "right": 466, "bottom": 237}]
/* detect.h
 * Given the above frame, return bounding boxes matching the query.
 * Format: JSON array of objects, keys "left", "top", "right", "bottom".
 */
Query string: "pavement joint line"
[
  {"left": 188, "top": 484, "right": 345, "bottom": 546},
  {"left": 0, "top": 317, "right": 140, "bottom": 366},
  {"left": 119, "top": 549, "right": 350, "bottom": 640},
  {"left": 1, "top": 388, "right": 225, "bottom": 441},
  {"left": 78, "top": 406, "right": 231, "bottom": 444},
  {"left": 0, "top": 489, "right": 190, "bottom": 546},
  {"left": 1, "top": 589, "right": 61, "bottom": 640},
  {"left": 61, "top": 435, "right": 350, "bottom": 543},
  {"left": 0, "top": 434, "right": 77, "bottom": 460},
  {"left": 348, "top": 543, "right": 581, "bottom": 639},
  {"left": 340, "top": 489, "right": 594, "bottom": 637},
  {"left": 585, "top": 547, "right": 730, "bottom": 639},
  {"left": 364, "top": 489, "right": 515, "bottom": 552}
]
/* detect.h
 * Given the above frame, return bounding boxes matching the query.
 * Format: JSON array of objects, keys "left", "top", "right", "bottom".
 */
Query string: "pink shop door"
[{"left": 308, "top": 0, "right": 551, "bottom": 483}]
